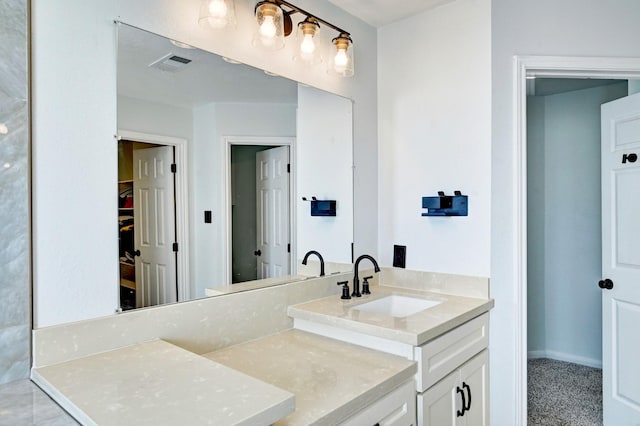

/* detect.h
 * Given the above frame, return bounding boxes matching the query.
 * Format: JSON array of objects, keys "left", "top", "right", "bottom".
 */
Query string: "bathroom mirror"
[{"left": 117, "top": 23, "right": 353, "bottom": 309}]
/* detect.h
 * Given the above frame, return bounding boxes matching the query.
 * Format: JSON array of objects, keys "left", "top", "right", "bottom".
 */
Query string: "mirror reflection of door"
[
  {"left": 118, "top": 140, "right": 178, "bottom": 309},
  {"left": 230, "top": 145, "right": 290, "bottom": 283}
]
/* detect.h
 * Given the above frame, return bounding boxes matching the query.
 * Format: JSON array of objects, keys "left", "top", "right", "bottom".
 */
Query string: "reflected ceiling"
[{"left": 118, "top": 25, "right": 297, "bottom": 107}]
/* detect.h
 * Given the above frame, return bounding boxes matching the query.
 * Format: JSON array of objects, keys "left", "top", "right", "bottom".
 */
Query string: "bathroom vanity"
[
  {"left": 31, "top": 269, "right": 492, "bottom": 425},
  {"left": 288, "top": 279, "right": 492, "bottom": 425}
]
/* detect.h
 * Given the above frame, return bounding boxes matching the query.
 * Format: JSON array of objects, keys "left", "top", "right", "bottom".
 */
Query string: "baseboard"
[
  {"left": 527, "top": 350, "right": 546, "bottom": 359},
  {"left": 527, "top": 349, "right": 602, "bottom": 369}
]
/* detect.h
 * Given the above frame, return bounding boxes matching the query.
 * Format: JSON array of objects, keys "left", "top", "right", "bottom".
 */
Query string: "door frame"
[
  {"left": 118, "top": 129, "right": 190, "bottom": 302},
  {"left": 223, "top": 136, "right": 296, "bottom": 284},
  {"left": 513, "top": 56, "right": 640, "bottom": 424}
]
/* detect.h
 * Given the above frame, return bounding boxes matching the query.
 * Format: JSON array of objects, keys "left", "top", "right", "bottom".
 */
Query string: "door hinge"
[
  {"left": 287, "top": 243, "right": 291, "bottom": 253},
  {"left": 171, "top": 163, "right": 177, "bottom": 173},
  {"left": 173, "top": 242, "right": 179, "bottom": 252},
  {"left": 287, "top": 163, "right": 290, "bottom": 173}
]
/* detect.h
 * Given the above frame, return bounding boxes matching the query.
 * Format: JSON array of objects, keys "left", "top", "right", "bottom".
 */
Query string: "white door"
[
  {"left": 601, "top": 92, "right": 640, "bottom": 425},
  {"left": 133, "top": 146, "right": 177, "bottom": 308},
  {"left": 255, "top": 146, "right": 290, "bottom": 279}
]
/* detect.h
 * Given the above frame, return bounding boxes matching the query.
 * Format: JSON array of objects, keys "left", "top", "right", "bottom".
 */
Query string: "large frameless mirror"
[{"left": 116, "top": 23, "right": 354, "bottom": 310}]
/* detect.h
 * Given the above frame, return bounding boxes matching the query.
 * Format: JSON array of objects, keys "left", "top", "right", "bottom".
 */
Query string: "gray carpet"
[{"left": 528, "top": 358, "right": 602, "bottom": 426}]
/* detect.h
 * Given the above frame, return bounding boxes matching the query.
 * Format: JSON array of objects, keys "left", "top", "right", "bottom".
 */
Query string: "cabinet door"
[
  {"left": 459, "top": 350, "right": 489, "bottom": 426},
  {"left": 419, "top": 369, "right": 460, "bottom": 426},
  {"left": 340, "top": 380, "right": 416, "bottom": 426}
]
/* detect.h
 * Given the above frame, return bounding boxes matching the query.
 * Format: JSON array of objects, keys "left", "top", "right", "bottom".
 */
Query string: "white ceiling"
[{"left": 326, "top": 0, "right": 456, "bottom": 27}]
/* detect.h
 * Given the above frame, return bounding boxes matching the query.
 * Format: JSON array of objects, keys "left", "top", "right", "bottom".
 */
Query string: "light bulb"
[
  {"left": 334, "top": 48, "right": 349, "bottom": 73},
  {"left": 300, "top": 34, "right": 315, "bottom": 55},
  {"left": 207, "top": 0, "right": 228, "bottom": 28},
  {"left": 208, "top": 0, "right": 227, "bottom": 17},
  {"left": 260, "top": 16, "right": 277, "bottom": 39}
]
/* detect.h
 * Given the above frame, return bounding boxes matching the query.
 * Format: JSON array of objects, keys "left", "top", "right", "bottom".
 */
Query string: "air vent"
[{"left": 148, "top": 53, "right": 192, "bottom": 73}]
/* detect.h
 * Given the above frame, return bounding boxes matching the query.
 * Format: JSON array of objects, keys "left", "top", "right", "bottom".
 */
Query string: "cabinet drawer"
[
  {"left": 340, "top": 380, "right": 416, "bottom": 426},
  {"left": 414, "top": 313, "right": 488, "bottom": 392}
]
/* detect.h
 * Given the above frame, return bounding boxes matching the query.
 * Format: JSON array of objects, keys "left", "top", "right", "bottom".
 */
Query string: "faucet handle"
[
  {"left": 337, "top": 281, "right": 351, "bottom": 300},
  {"left": 362, "top": 276, "right": 373, "bottom": 295}
]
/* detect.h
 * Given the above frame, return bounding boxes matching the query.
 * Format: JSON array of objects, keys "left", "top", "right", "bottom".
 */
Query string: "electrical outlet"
[{"left": 393, "top": 245, "right": 406, "bottom": 268}]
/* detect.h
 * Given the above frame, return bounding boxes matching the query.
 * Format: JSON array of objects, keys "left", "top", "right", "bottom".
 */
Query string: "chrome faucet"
[
  {"left": 352, "top": 254, "right": 380, "bottom": 297},
  {"left": 301, "top": 250, "right": 325, "bottom": 276}
]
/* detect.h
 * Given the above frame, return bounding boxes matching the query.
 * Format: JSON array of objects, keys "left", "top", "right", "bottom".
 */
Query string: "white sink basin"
[{"left": 352, "top": 295, "right": 442, "bottom": 318}]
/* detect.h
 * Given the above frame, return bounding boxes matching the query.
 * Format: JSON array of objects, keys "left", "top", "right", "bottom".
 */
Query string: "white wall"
[
  {"left": 32, "top": 0, "right": 377, "bottom": 327},
  {"left": 527, "top": 82, "right": 627, "bottom": 367},
  {"left": 377, "top": 0, "right": 491, "bottom": 276},
  {"left": 32, "top": 1, "right": 119, "bottom": 327},
  {"left": 118, "top": 96, "right": 194, "bottom": 141},
  {"left": 492, "top": 1, "right": 640, "bottom": 423},
  {"left": 297, "top": 85, "right": 353, "bottom": 263},
  {"left": 191, "top": 102, "right": 296, "bottom": 297},
  {"left": 526, "top": 96, "right": 546, "bottom": 354}
]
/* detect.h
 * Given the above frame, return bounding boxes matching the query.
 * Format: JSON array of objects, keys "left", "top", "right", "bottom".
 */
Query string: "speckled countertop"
[
  {"left": 288, "top": 284, "right": 494, "bottom": 346},
  {"left": 31, "top": 340, "right": 295, "bottom": 426},
  {"left": 204, "top": 329, "right": 417, "bottom": 426}
]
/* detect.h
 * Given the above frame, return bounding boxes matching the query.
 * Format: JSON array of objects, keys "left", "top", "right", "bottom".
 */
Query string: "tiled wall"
[{"left": 0, "top": 0, "right": 30, "bottom": 384}]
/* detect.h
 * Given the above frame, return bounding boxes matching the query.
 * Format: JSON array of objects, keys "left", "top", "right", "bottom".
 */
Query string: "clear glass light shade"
[
  {"left": 328, "top": 34, "right": 354, "bottom": 77},
  {"left": 294, "top": 18, "right": 321, "bottom": 65},
  {"left": 199, "top": 0, "right": 236, "bottom": 29},
  {"left": 253, "top": 2, "right": 285, "bottom": 50}
]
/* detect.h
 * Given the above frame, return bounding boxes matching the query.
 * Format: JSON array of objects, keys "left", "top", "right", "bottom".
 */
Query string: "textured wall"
[{"left": 0, "top": 0, "right": 30, "bottom": 384}]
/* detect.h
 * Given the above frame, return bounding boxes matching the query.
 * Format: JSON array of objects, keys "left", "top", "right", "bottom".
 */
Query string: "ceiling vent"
[{"left": 148, "top": 53, "right": 192, "bottom": 72}]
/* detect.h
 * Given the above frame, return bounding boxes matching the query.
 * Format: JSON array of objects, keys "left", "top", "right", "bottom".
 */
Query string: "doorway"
[
  {"left": 513, "top": 56, "right": 640, "bottom": 425},
  {"left": 225, "top": 136, "right": 296, "bottom": 284},
  {"left": 525, "top": 77, "right": 628, "bottom": 424},
  {"left": 117, "top": 131, "right": 190, "bottom": 309}
]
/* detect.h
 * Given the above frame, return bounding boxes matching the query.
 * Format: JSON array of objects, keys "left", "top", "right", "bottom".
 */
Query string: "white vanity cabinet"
[
  {"left": 292, "top": 307, "right": 490, "bottom": 426},
  {"left": 413, "top": 313, "right": 489, "bottom": 426},
  {"left": 419, "top": 350, "right": 488, "bottom": 426}
]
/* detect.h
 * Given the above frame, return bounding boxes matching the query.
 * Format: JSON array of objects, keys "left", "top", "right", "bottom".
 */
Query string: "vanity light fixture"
[
  {"left": 250, "top": 0, "right": 354, "bottom": 76},
  {"left": 294, "top": 17, "right": 321, "bottom": 65},
  {"left": 199, "top": 0, "right": 236, "bottom": 29},
  {"left": 253, "top": 1, "right": 286, "bottom": 50},
  {"left": 329, "top": 33, "right": 354, "bottom": 77}
]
